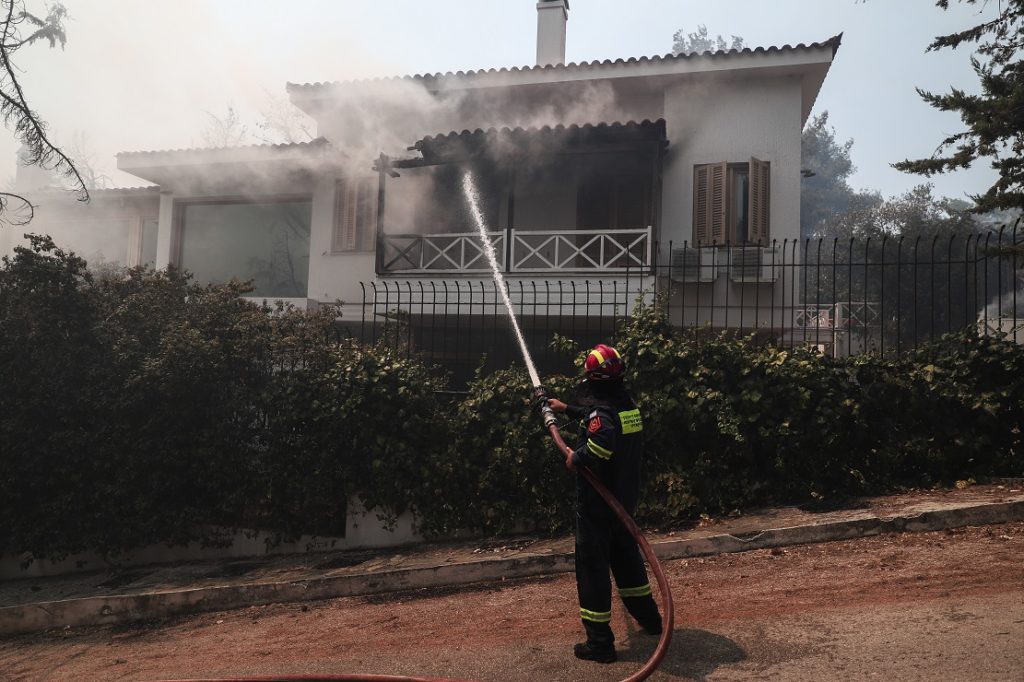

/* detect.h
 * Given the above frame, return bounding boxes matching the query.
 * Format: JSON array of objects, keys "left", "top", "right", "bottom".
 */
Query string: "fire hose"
[{"left": 162, "top": 398, "right": 673, "bottom": 682}]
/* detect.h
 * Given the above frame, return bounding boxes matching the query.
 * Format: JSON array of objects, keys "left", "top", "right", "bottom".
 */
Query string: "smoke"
[
  {"left": 0, "top": 2, "right": 651, "bottom": 272},
  {"left": 312, "top": 75, "right": 633, "bottom": 174},
  {"left": 311, "top": 74, "right": 640, "bottom": 238}
]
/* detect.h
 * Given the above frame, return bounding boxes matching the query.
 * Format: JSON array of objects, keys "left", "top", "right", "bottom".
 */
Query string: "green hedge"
[
  {"left": 0, "top": 237, "right": 449, "bottom": 560},
  {"left": 1, "top": 237, "right": 1021, "bottom": 561}
]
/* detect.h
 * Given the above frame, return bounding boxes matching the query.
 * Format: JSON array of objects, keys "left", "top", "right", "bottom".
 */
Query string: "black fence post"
[
  {"left": 360, "top": 282, "right": 367, "bottom": 345},
  {"left": 946, "top": 235, "right": 955, "bottom": 336},
  {"left": 879, "top": 237, "right": 887, "bottom": 357},
  {"left": 862, "top": 236, "right": 870, "bottom": 353},
  {"left": 770, "top": 239, "right": 778, "bottom": 344},
  {"left": 896, "top": 237, "right": 904, "bottom": 355}
]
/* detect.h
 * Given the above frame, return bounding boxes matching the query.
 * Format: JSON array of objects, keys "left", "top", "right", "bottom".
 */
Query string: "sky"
[{"left": 2, "top": 0, "right": 1002, "bottom": 201}]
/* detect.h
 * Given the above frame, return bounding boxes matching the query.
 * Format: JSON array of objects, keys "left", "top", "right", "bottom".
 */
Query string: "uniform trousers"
[{"left": 575, "top": 509, "right": 661, "bottom": 646}]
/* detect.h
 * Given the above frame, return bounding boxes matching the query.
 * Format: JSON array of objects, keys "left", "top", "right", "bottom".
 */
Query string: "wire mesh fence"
[{"left": 342, "top": 225, "right": 1022, "bottom": 384}]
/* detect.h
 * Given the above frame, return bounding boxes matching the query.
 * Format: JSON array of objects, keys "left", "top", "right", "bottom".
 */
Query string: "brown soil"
[{"left": 2, "top": 522, "right": 1022, "bottom": 681}]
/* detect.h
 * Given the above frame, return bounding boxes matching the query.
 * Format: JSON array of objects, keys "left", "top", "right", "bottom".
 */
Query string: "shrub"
[
  {"left": 2, "top": 237, "right": 1021, "bottom": 561},
  {"left": 0, "top": 237, "right": 450, "bottom": 560}
]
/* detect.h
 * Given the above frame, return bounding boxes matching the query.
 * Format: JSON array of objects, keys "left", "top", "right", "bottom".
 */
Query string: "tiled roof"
[
  {"left": 413, "top": 119, "right": 667, "bottom": 150},
  {"left": 28, "top": 185, "right": 159, "bottom": 197},
  {"left": 91, "top": 185, "right": 161, "bottom": 194},
  {"left": 288, "top": 35, "right": 842, "bottom": 93},
  {"left": 116, "top": 137, "right": 329, "bottom": 159}
]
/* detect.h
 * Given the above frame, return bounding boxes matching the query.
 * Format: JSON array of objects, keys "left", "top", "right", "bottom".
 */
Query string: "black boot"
[
  {"left": 622, "top": 594, "right": 663, "bottom": 636},
  {"left": 574, "top": 641, "right": 617, "bottom": 663},
  {"left": 638, "top": 618, "right": 663, "bottom": 636}
]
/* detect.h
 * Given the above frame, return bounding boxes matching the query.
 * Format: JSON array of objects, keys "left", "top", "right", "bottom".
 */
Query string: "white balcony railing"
[
  {"left": 379, "top": 227, "right": 653, "bottom": 274},
  {"left": 510, "top": 227, "right": 652, "bottom": 273},
  {"left": 380, "top": 231, "right": 505, "bottom": 273},
  {"left": 793, "top": 302, "right": 881, "bottom": 330}
]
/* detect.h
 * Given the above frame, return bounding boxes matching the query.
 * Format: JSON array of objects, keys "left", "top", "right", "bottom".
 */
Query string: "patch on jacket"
[
  {"left": 587, "top": 416, "right": 602, "bottom": 433},
  {"left": 618, "top": 408, "right": 643, "bottom": 434}
]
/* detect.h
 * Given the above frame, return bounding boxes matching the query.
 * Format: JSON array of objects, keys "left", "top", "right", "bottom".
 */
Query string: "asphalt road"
[{"left": 1, "top": 522, "right": 1022, "bottom": 681}]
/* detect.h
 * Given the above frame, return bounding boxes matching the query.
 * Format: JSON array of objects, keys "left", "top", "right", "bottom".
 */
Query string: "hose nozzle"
[{"left": 533, "top": 385, "right": 558, "bottom": 428}]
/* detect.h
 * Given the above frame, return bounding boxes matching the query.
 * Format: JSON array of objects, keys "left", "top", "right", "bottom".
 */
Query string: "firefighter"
[{"left": 542, "top": 343, "right": 662, "bottom": 663}]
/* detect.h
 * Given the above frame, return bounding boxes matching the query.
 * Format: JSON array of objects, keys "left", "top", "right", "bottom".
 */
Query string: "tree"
[
  {"left": 65, "top": 131, "right": 113, "bottom": 190},
  {"left": 255, "top": 93, "right": 315, "bottom": 145},
  {"left": 672, "top": 25, "right": 745, "bottom": 55},
  {"left": 0, "top": 1, "right": 86, "bottom": 225},
  {"left": 202, "top": 97, "right": 317, "bottom": 147},
  {"left": 805, "top": 185, "right": 994, "bottom": 346},
  {"left": 894, "top": 0, "right": 1024, "bottom": 212},
  {"left": 199, "top": 105, "right": 251, "bottom": 148},
  {"left": 819, "top": 184, "right": 978, "bottom": 242},
  {"left": 801, "top": 111, "right": 882, "bottom": 238}
]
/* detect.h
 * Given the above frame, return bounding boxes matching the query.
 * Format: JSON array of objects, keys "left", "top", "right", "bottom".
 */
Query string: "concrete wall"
[{"left": 0, "top": 496, "right": 423, "bottom": 581}]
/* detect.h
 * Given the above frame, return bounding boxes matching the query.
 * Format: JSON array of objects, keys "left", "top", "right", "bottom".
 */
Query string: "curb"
[{"left": 2, "top": 499, "right": 1022, "bottom": 638}]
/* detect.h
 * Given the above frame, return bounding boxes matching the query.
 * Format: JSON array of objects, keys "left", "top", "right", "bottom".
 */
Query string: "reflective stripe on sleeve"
[
  {"left": 580, "top": 608, "right": 612, "bottom": 623},
  {"left": 618, "top": 583, "right": 652, "bottom": 598},
  {"left": 586, "top": 439, "right": 613, "bottom": 459}
]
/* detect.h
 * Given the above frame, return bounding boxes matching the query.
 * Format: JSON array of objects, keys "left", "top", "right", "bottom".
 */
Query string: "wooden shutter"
[
  {"left": 333, "top": 178, "right": 378, "bottom": 252},
  {"left": 355, "top": 178, "right": 378, "bottom": 251},
  {"left": 692, "top": 165, "right": 709, "bottom": 246},
  {"left": 334, "top": 179, "right": 358, "bottom": 252},
  {"left": 694, "top": 162, "right": 728, "bottom": 246},
  {"left": 748, "top": 157, "right": 770, "bottom": 245},
  {"left": 708, "top": 162, "right": 727, "bottom": 245}
]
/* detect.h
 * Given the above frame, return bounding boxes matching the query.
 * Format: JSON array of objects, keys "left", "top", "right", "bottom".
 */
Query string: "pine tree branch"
[
  {"left": 0, "top": 189, "right": 35, "bottom": 226},
  {"left": 0, "top": 0, "right": 87, "bottom": 208}
]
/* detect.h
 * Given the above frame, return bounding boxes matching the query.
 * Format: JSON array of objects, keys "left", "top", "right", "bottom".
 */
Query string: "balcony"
[{"left": 379, "top": 227, "right": 653, "bottom": 275}]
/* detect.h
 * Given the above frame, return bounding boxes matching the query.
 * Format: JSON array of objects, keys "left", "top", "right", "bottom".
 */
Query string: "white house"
[{"left": 17, "top": 1, "right": 842, "bottom": 344}]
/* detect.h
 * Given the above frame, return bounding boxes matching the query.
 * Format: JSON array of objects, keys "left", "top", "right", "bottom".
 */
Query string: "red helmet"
[{"left": 584, "top": 344, "right": 624, "bottom": 381}]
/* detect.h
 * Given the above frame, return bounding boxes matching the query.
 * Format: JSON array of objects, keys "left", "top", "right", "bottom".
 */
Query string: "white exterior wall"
[
  {"left": 155, "top": 191, "right": 175, "bottom": 269},
  {"left": 307, "top": 176, "right": 377, "bottom": 307},
  {"left": 659, "top": 75, "right": 803, "bottom": 330},
  {"left": 661, "top": 74, "right": 802, "bottom": 247}
]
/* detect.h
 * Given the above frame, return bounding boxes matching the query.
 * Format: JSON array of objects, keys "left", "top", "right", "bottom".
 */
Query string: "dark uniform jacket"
[{"left": 566, "top": 398, "right": 644, "bottom": 519}]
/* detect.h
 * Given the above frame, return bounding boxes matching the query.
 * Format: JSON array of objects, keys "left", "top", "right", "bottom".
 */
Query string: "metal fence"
[
  {"left": 346, "top": 278, "right": 643, "bottom": 385},
  {"left": 346, "top": 225, "right": 1022, "bottom": 384}
]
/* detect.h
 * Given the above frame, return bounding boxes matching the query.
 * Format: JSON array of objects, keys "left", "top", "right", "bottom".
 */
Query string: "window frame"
[
  {"left": 172, "top": 194, "right": 314, "bottom": 297},
  {"left": 692, "top": 158, "right": 770, "bottom": 247}
]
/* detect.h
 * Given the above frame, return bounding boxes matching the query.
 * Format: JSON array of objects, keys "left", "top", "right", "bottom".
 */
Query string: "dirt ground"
[{"left": 2, "top": 522, "right": 1022, "bottom": 681}]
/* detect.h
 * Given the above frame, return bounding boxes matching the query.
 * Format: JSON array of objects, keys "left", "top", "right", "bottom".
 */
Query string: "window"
[
  {"left": 693, "top": 158, "right": 769, "bottom": 246},
  {"left": 333, "top": 178, "right": 378, "bottom": 252},
  {"left": 179, "top": 199, "right": 311, "bottom": 298}
]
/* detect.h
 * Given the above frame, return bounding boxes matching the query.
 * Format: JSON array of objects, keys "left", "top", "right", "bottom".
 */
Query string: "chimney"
[{"left": 536, "top": 0, "right": 569, "bottom": 66}]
